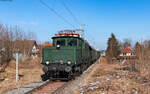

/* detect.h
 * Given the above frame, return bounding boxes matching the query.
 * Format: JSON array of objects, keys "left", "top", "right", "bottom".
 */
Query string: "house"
[
  {"left": 12, "top": 40, "right": 40, "bottom": 59},
  {"left": 31, "top": 41, "right": 39, "bottom": 59},
  {"left": 0, "top": 40, "right": 41, "bottom": 64},
  {"left": 0, "top": 40, "right": 53, "bottom": 63},
  {"left": 101, "top": 50, "right": 106, "bottom": 57},
  {"left": 118, "top": 46, "right": 136, "bottom": 60}
]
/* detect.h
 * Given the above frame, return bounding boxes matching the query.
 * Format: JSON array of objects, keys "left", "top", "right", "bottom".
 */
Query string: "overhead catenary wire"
[
  {"left": 40, "top": 0, "right": 76, "bottom": 29},
  {"left": 59, "top": 0, "right": 81, "bottom": 26},
  {"left": 59, "top": 0, "right": 85, "bottom": 38}
]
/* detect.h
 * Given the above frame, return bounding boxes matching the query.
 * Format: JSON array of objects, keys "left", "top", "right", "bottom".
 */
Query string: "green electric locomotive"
[{"left": 41, "top": 30, "right": 100, "bottom": 81}]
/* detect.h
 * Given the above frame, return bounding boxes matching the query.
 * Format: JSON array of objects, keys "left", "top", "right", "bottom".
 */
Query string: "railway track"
[
  {"left": 29, "top": 81, "right": 66, "bottom": 94},
  {"left": 4, "top": 80, "right": 68, "bottom": 94}
]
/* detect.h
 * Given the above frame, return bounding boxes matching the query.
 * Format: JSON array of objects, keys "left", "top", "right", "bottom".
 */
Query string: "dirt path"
[{"left": 75, "top": 58, "right": 150, "bottom": 94}]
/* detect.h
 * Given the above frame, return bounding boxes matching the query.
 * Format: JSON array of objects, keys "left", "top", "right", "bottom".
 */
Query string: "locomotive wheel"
[
  {"left": 67, "top": 71, "right": 74, "bottom": 81},
  {"left": 80, "top": 65, "right": 84, "bottom": 74},
  {"left": 68, "top": 72, "right": 72, "bottom": 80},
  {"left": 80, "top": 70, "right": 83, "bottom": 74},
  {"left": 41, "top": 74, "right": 48, "bottom": 81},
  {"left": 71, "top": 72, "right": 75, "bottom": 80}
]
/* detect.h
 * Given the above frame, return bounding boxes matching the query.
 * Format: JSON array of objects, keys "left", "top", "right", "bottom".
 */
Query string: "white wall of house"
[
  {"left": 120, "top": 52, "right": 134, "bottom": 56},
  {"left": 31, "top": 45, "right": 39, "bottom": 59}
]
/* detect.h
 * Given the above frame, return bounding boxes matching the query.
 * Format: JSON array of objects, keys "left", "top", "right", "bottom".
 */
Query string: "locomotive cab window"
[
  {"left": 56, "top": 39, "right": 66, "bottom": 46},
  {"left": 68, "top": 39, "right": 77, "bottom": 46}
]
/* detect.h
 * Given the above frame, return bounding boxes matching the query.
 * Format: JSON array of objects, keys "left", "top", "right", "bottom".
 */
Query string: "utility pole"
[
  {"left": 80, "top": 24, "right": 85, "bottom": 37},
  {"left": 76, "top": 24, "right": 85, "bottom": 38},
  {"left": 14, "top": 49, "right": 20, "bottom": 82},
  {"left": 16, "top": 52, "right": 19, "bottom": 82}
]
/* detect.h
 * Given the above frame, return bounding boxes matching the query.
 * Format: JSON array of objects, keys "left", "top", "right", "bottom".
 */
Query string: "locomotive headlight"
[
  {"left": 57, "top": 45, "right": 60, "bottom": 48},
  {"left": 67, "top": 61, "right": 71, "bottom": 65},
  {"left": 60, "top": 60, "right": 63, "bottom": 64},
  {"left": 46, "top": 61, "right": 50, "bottom": 65}
]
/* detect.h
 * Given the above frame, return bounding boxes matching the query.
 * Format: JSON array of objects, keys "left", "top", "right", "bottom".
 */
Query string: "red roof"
[
  {"left": 43, "top": 42, "right": 52, "bottom": 47},
  {"left": 122, "top": 46, "right": 133, "bottom": 53}
]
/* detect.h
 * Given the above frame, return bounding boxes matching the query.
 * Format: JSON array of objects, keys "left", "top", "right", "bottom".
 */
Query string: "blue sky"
[{"left": 0, "top": 0, "right": 150, "bottom": 50}]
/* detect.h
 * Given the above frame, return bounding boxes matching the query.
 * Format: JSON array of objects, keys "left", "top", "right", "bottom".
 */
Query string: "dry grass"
[
  {"left": 0, "top": 58, "right": 43, "bottom": 94},
  {"left": 75, "top": 58, "right": 150, "bottom": 94}
]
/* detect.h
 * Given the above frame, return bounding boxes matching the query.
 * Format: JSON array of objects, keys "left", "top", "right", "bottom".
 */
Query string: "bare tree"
[
  {"left": 133, "top": 41, "right": 150, "bottom": 79},
  {"left": 120, "top": 39, "right": 132, "bottom": 50},
  {"left": 0, "top": 24, "right": 37, "bottom": 69},
  {"left": 26, "top": 31, "right": 37, "bottom": 40},
  {"left": 0, "top": 24, "right": 11, "bottom": 67}
]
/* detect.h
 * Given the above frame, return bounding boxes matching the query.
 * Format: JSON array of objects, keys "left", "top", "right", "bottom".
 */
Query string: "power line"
[
  {"left": 40, "top": 0, "right": 76, "bottom": 29},
  {"left": 59, "top": 0, "right": 81, "bottom": 26},
  {"left": 58, "top": 0, "right": 86, "bottom": 38}
]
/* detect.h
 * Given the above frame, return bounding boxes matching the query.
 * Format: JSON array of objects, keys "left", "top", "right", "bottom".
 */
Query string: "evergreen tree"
[
  {"left": 134, "top": 42, "right": 143, "bottom": 56},
  {"left": 106, "top": 33, "right": 121, "bottom": 59}
]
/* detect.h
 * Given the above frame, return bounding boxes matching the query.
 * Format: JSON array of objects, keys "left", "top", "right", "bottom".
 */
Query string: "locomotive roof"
[
  {"left": 52, "top": 36, "right": 84, "bottom": 40},
  {"left": 52, "top": 30, "right": 82, "bottom": 39}
]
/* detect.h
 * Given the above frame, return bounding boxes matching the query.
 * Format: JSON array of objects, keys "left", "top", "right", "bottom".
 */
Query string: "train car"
[{"left": 41, "top": 30, "right": 100, "bottom": 81}]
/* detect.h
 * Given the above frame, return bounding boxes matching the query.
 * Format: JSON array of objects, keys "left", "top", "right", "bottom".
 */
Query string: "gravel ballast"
[{"left": 4, "top": 81, "right": 48, "bottom": 94}]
